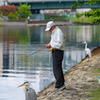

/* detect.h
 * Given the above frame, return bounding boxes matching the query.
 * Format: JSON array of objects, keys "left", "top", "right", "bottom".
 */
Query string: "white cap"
[{"left": 45, "top": 21, "right": 55, "bottom": 31}]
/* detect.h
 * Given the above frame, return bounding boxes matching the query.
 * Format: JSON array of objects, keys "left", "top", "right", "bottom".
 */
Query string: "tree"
[
  {"left": 82, "top": 9, "right": 100, "bottom": 24},
  {"left": 71, "top": 0, "right": 100, "bottom": 9},
  {"left": 0, "top": 4, "right": 18, "bottom": 16},
  {"left": 82, "top": 9, "right": 100, "bottom": 17},
  {"left": 75, "top": 12, "right": 81, "bottom": 19},
  {"left": 18, "top": 3, "right": 32, "bottom": 19},
  {"left": 72, "top": 0, "right": 100, "bottom": 24}
]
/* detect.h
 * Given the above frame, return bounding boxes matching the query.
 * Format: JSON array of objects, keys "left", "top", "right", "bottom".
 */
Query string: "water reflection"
[{"left": 0, "top": 25, "right": 100, "bottom": 100}]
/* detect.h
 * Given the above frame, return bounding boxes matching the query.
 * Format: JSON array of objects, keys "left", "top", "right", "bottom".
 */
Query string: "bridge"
[{"left": 7, "top": 0, "right": 100, "bottom": 9}]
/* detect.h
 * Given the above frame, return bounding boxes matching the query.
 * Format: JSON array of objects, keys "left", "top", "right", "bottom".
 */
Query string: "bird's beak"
[
  {"left": 17, "top": 84, "right": 24, "bottom": 88},
  {"left": 82, "top": 42, "right": 85, "bottom": 44}
]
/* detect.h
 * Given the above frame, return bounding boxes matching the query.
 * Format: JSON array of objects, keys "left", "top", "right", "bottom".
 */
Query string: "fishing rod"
[{"left": 11, "top": 47, "right": 46, "bottom": 69}]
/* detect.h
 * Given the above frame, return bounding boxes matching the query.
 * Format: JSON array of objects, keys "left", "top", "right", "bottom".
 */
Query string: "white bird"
[
  {"left": 17, "top": 82, "right": 37, "bottom": 100},
  {"left": 82, "top": 42, "right": 91, "bottom": 58}
]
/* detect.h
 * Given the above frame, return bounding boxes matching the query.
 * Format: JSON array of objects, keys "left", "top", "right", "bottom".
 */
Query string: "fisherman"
[{"left": 45, "top": 21, "right": 65, "bottom": 92}]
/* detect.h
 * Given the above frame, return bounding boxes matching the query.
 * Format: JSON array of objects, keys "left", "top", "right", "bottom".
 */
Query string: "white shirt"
[{"left": 49, "top": 26, "right": 65, "bottom": 51}]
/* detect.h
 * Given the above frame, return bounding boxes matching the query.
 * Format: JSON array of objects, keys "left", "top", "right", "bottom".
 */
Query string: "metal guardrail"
[
  {"left": 0, "top": 0, "right": 89, "bottom": 2},
  {"left": 0, "top": 14, "right": 8, "bottom": 21}
]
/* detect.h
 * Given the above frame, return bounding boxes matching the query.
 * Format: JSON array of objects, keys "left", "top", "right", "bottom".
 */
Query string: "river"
[{"left": 0, "top": 24, "right": 100, "bottom": 100}]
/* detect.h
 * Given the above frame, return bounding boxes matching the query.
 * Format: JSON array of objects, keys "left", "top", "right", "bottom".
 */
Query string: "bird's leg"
[
  {"left": 89, "top": 58, "right": 91, "bottom": 67},
  {"left": 87, "top": 57, "right": 90, "bottom": 66},
  {"left": 88, "top": 57, "right": 89, "bottom": 62},
  {"left": 88, "top": 57, "right": 91, "bottom": 67},
  {"left": 87, "top": 56, "right": 89, "bottom": 62}
]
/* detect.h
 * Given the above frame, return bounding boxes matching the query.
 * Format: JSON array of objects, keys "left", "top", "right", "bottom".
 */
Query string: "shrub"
[
  {"left": 0, "top": 4, "right": 18, "bottom": 16},
  {"left": 18, "top": 3, "right": 32, "bottom": 19},
  {"left": 75, "top": 12, "right": 81, "bottom": 19},
  {"left": 45, "top": 15, "right": 67, "bottom": 20},
  {"left": 8, "top": 11, "right": 18, "bottom": 19},
  {"left": 91, "top": 17, "right": 100, "bottom": 24}
]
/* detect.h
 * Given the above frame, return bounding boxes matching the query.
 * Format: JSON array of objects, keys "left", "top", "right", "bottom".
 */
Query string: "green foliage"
[
  {"left": 71, "top": 0, "right": 100, "bottom": 9},
  {"left": 71, "top": 3, "right": 82, "bottom": 9},
  {"left": 75, "top": 12, "right": 81, "bottom": 19},
  {"left": 74, "top": 15, "right": 100, "bottom": 24},
  {"left": 83, "top": 11, "right": 93, "bottom": 17},
  {"left": 8, "top": 3, "right": 32, "bottom": 20},
  {"left": 8, "top": 11, "right": 18, "bottom": 19},
  {"left": 82, "top": 9, "right": 100, "bottom": 24},
  {"left": 0, "top": 15, "right": 2, "bottom": 17},
  {"left": 93, "top": 9, "right": 100, "bottom": 17},
  {"left": 85, "top": 0, "right": 100, "bottom": 5},
  {"left": 45, "top": 15, "right": 67, "bottom": 20},
  {"left": 74, "top": 16, "right": 92, "bottom": 24},
  {"left": 18, "top": 3, "right": 32, "bottom": 19},
  {"left": 84, "top": 9, "right": 100, "bottom": 17}
]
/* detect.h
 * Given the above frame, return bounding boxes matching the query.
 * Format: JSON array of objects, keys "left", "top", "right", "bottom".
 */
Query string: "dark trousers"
[{"left": 52, "top": 49, "right": 65, "bottom": 88}]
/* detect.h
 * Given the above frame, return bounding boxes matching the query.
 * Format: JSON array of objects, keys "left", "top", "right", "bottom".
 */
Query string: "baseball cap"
[{"left": 45, "top": 21, "right": 55, "bottom": 31}]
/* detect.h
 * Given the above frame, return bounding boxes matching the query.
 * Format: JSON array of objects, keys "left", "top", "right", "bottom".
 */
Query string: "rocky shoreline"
[{"left": 37, "top": 46, "right": 100, "bottom": 100}]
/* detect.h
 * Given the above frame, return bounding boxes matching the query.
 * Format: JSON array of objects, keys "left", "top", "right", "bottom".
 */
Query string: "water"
[{"left": 0, "top": 25, "right": 100, "bottom": 100}]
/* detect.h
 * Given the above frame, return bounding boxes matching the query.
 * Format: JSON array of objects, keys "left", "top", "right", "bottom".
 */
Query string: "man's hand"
[{"left": 46, "top": 44, "right": 51, "bottom": 48}]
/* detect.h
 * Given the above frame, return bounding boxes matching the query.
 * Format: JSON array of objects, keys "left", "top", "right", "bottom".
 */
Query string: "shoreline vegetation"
[
  {"left": 1, "top": 3, "right": 100, "bottom": 25},
  {"left": 37, "top": 46, "right": 100, "bottom": 100},
  {"left": 73, "top": 17, "right": 91, "bottom": 24},
  {"left": 0, "top": 11, "right": 100, "bottom": 26},
  {"left": 72, "top": 17, "right": 93, "bottom": 25},
  {"left": 0, "top": 12, "right": 98, "bottom": 27}
]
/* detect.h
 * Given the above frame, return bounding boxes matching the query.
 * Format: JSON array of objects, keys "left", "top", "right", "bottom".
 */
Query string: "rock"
[{"left": 37, "top": 46, "right": 100, "bottom": 100}]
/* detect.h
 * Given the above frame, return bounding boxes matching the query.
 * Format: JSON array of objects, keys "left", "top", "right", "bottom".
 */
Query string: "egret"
[
  {"left": 82, "top": 42, "right": 91, "bottom": 61},
  {"left": 17, "top": 82, "right": 37, "bottom": 100}
]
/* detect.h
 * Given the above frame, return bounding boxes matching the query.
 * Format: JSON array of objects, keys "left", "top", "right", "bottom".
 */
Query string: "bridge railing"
[{"left": 1, "top": 0, "right": 89, "bottom": 3}]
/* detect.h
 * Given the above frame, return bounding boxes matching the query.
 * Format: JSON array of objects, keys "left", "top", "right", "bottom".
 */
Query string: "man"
[{"left": 45, "top": 21, "right": 65, "bottom": 92}]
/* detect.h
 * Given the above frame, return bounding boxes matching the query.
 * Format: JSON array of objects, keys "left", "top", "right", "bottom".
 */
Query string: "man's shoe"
[
  {"left": 60, "top": 84, "right": 65, "bottom": 89},
  {"left": 51, "top": 88, "right": 58, "bottom": 92},
  {"left": 51, "top": 84, "right": 65, "bottom": 92}
]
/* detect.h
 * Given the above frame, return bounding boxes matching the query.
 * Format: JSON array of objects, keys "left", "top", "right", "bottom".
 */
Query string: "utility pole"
[
  {"left": 6, "top": 0, "right": 8, "bottom": 5},
  {"left": 4, "top": 0, "right": 8, "bottom": 5}
]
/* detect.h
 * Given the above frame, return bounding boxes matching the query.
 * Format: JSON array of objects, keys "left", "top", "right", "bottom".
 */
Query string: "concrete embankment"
[
  {"left": 1, "top": 19, "right": 99, "bottom": 27},
  {"left": 3, "top": 22, "right": 26, "bottom": 26},
  {"left": 1, "top": 19, "right": 72, "bottom": 27},
  {"left": 37, "top": 46, "right": 100, "bottom": 100},
  {"left": 26, "top": 20, "right": 71, "bottom": 26}
]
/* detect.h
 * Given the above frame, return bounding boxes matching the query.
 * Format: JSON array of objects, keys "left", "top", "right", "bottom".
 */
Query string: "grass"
[
  {"left": 92, "top": 68, "right": 100, "bottom": 73},
  {"left": 69, "top": 16, "right": 93, "bottom": 24},
  {"left": 84, "top": 68, "right": 100, "bottom": 100},
  {"left": 89, "top": 89, "right": 100, "bottom": 100},
  {"left": 0, "top": 19, "right": 3, "bottom": 26},
  {"left": 74, "top": 17, "right": 92, "bottom": 24},
  {"left": 91, "top": 68, "right": 100, "bottom": 82},
  {"left": 92, "top": 68, "right": 100, "bottom": 78}
]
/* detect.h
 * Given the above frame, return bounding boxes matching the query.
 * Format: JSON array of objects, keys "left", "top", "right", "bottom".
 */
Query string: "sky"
[{"left": 0, "top": 2, "right": 6, "bottom": 6}]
